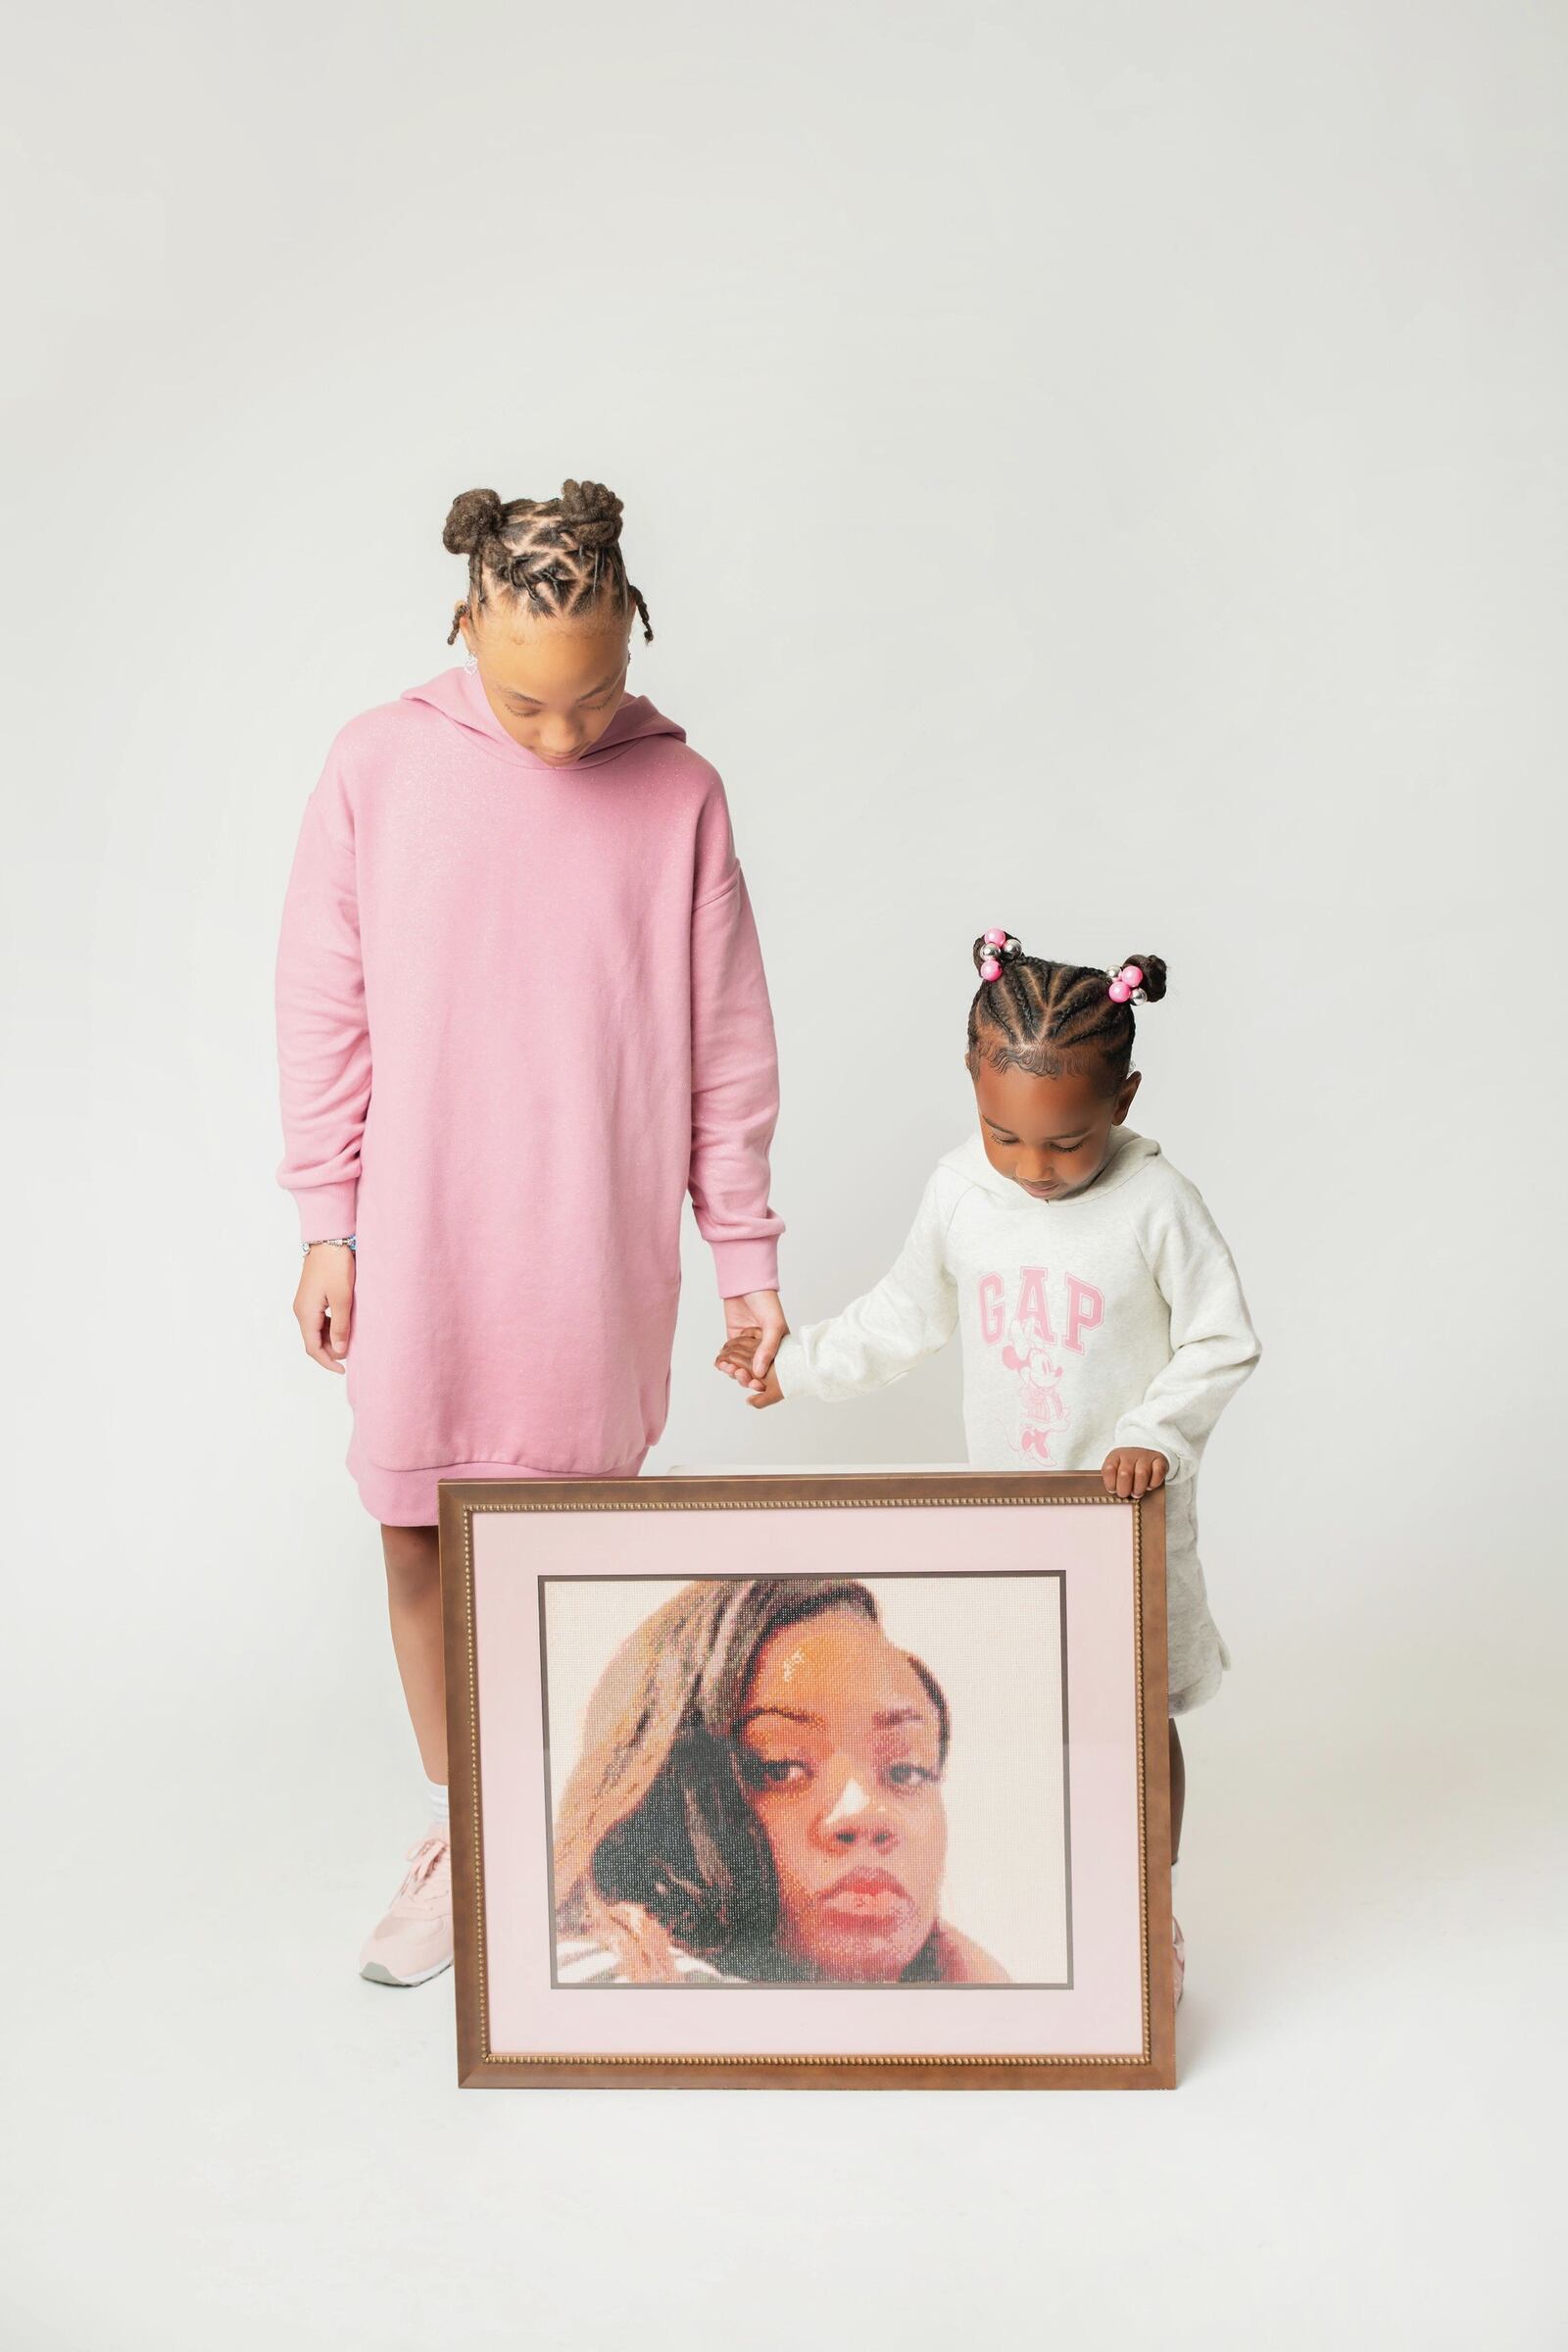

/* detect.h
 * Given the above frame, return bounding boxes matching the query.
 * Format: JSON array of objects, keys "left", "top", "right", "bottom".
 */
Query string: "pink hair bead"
[
  {"left": 1120, "top": 964, "right": 1143, "bottom": 988},
  {"left": 983, "top": 928, "right": 1007, "bottom": 948},
  {"left": 1108, "top": 978, "right": 1133, "bottom": 1003},
  {"left": 979, "top": 957, "right": 1002, "bottom": 982}
]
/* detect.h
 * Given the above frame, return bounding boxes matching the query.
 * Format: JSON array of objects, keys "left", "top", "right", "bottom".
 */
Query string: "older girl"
[{"left": 275, "top": 479, "right": 787, "bottom": 1986}]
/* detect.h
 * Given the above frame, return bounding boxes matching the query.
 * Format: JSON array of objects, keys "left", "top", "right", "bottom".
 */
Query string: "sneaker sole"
[{"left": 360, "top": 1956, "right": 453, "bottom": 1988}]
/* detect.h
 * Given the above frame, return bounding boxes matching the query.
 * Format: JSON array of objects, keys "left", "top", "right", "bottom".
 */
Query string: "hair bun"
[
  {"left": 560, "top": 477, "right": 624, "bottom": 552},
  {"left": 971, "top": 929, "right": 1023, "bottom": 977},
  {"left": 443, "top": 487, "right": 506, "bottom": 556},
  {"left": 1120, "top": 953, "right": 1167, "bottom": 1003}
]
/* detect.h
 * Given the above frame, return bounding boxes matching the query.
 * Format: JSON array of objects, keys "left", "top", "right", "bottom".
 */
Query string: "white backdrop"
[{"left": 2, "top": 4, "right": 1563, "bottom": 2347}]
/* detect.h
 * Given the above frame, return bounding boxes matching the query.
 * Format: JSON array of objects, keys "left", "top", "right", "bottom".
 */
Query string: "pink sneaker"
[
  {"left": 1172, "top": 1914, "right": 1186, "bottom": 2006},
  {"left": 359, "top": 1832, "right": 453, "bottom": 1986}
]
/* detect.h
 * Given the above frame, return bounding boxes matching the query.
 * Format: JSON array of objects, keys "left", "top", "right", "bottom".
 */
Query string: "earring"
[{"left": 464, "top": 650, "right": 477, "bottom": 673}]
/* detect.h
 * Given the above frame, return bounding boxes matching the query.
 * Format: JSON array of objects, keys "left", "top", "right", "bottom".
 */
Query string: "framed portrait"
[{"left": 439, "top": 1472, "right": 1174, "bottom": 2089}]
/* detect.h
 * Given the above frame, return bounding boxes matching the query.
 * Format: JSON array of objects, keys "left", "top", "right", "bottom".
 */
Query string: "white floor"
[{"left": 7, "top": 1627, "right": 1560, "bottom": 2351}]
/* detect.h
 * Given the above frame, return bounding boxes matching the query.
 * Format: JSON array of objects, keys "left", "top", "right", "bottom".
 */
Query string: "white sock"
[{"left": 424, "top": 1774, "right": 450, "bottom": 1834}]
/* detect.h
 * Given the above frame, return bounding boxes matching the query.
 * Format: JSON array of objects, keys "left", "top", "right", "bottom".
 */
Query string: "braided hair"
[
  {"left": 442, "top": 478, "right": 654, "bottom": 647},
  {"left": 966, "top": 935, "right": 1168, "bottom": 1086}
]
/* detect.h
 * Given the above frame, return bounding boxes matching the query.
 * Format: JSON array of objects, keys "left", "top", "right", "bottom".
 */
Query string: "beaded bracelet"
[{"left": 303, "top": 1236, "right": 357, "bottom": 1254}]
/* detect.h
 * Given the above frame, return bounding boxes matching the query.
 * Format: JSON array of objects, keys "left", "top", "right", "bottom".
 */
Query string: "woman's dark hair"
[
  {"left": 966, "top": 934, "right": 1168, "bottom": 1087},
  {"left": 564, "top": 1577, "right": 951, "bottom": 1981},
  {"left": 442, "top": 477, "right": 653, "bottom": 646}
]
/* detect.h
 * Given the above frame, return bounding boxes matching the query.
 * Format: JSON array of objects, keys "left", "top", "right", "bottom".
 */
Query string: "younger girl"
[
  {"left": 717, "top": 933, "right": 1260, "bottom": 1996},
  {"left": 276, "top": 478, "right": 787, "bottom": 1986}
]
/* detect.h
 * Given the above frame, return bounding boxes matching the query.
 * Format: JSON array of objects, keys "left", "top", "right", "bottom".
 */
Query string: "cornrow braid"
[
  {"left": 966, "top": 934, "right": 1168, "bottom": 1085},
  {"left": 442, "top": 477, "right": 654, "bottom": 646}
]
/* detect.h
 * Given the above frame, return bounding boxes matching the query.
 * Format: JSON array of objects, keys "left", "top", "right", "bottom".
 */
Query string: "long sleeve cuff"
[
  {"left": 1110, "top": 1413, "right": 1196, "bottom": 1484},
  {"left": 710, "top": 1237, "right": 780, "bottom": 1298},
  {"left": 773, "top": 1333, "right": 808, "bottom": 1397},
  {"left": 290, "top": 1180, "right": 360, "bottom": 1247}
]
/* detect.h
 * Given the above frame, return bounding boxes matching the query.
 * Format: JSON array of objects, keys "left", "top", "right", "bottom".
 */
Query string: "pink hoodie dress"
[{"left": 273, "top": 664, "right": 783, "bottom": 1524}]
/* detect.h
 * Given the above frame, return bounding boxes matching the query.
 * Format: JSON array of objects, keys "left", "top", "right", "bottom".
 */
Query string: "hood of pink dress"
[{"left": 400, "top": 663, "right": 686, "bottom": 772}]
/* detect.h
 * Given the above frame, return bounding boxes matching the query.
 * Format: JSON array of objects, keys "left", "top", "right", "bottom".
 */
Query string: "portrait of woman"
[{"left": 551, "top": 1577, "right": 1013, "bottom": 1986}]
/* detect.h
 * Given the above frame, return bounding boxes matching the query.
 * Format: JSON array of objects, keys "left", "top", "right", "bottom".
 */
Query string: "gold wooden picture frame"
[{"left": 440, "top": 1473, "right": 1174, "bottom": 2089}]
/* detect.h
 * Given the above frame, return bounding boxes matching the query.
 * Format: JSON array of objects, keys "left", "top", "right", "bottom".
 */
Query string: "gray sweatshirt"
[{"left": 773, "top": 1127, "right": 1261, "bottom": 1712}]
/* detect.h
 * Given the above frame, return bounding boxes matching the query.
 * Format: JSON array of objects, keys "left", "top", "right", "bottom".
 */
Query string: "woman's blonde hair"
[{"left": 552, "top": 1578, "right": 949, "bottom": 1984}]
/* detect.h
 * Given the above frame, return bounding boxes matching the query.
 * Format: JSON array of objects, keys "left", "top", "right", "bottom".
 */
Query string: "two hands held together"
[
  {"left": 714, "top": 1315, "right": 786, "bottom": 1407},
  {"left": 715, "top": 1318, "right": 1168, "bottom": 1498}
]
